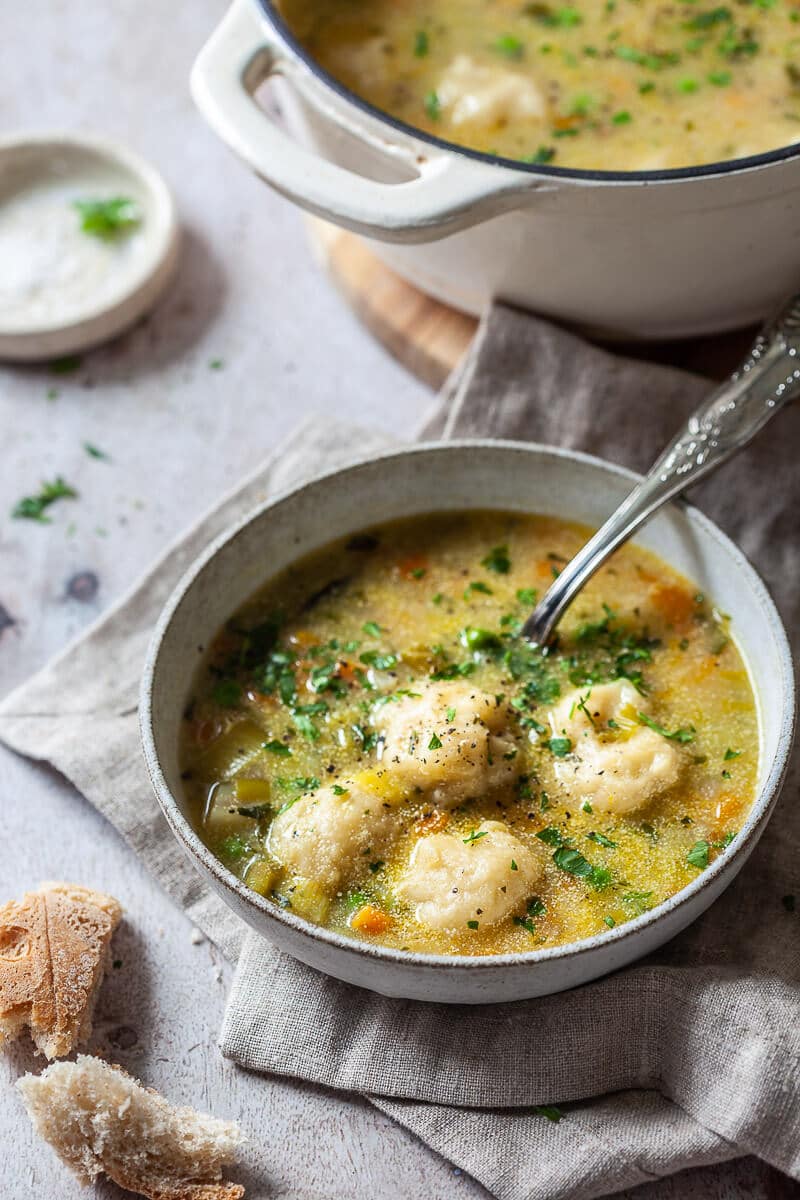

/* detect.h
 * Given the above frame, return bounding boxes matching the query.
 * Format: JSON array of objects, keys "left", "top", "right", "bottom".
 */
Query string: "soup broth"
[
  {"left": 181, "top": 513, "right": 758, "bottom": 956},
  {"left": 278, "top": 0, "right": 800, "bottom": 170}
]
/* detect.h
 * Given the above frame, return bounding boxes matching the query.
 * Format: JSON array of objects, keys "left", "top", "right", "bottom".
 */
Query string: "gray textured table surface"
[{"left": 0, "top": 4, "right": 796, "bottom": 1199}]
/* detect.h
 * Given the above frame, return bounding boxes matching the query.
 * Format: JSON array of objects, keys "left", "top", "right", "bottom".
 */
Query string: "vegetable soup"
[
  {"left": 181, "top": 512, "right": 757, "bottom": 956},
  {"left": 179, "top": 513, "right": 758, "bottom": 955},
  {"left": 277, "top": 0, "right": 800, "bottom": 170}
]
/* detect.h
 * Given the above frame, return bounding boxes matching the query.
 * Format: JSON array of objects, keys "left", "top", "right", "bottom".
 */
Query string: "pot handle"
[{"left": 191, "top": 0, "right": 544, "bottom": 243}]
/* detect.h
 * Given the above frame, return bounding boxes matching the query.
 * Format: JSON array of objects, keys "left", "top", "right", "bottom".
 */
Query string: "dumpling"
[
  {"left": 437, "top": 54, "right": 545, "bottom": 126},
  {"left": 548, "top": 680, "right": 681, "bottom": 814},
  {"left": 268, "top": 781, "right": 397, "bottom": 889},
  {"left": 396, "top": 820, "right": 542, "bottom": 931},
  {"left": 373, "top": 681, "right": 517, "bottom": 808}
]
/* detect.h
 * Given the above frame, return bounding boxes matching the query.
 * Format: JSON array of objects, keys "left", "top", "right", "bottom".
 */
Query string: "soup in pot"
[
  {"left": 180, "top": 513, "right": 758, "bottom": 957},
  {"left": 277, "top": 0, "right": 800, "bottom": 170}
]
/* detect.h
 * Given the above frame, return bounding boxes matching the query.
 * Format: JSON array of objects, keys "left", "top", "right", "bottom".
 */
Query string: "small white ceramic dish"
[
  {"left": 0, "top": 132, "right": 179, "bottom": 361},
  {"left": 140, "top": 443, "right": 795, "bottom": 1004}
]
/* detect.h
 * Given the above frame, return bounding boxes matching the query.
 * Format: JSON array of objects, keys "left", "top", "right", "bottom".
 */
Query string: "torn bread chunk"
[
  {"left": 17, "top": 1055, "right": 245, "bottom": 1200},
  {"left": 373, "top": 681, "right": 518, "bottom": 808},
  {"left": 0, "top": 881, "right": 122, "bottom": 1059}
]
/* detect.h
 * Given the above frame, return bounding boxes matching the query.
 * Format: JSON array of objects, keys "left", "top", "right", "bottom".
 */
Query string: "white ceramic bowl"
[
  {"left": 190, "top": 0, "right": 800, "bottom": 339},
  {"left": 140, "top": 443, "right": 795, "bottom": 1003},
  {"left": 0, "top": 132, "right": 179, "bottom": 361}
]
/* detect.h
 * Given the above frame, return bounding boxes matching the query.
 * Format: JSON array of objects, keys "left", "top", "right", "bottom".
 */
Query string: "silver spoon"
[{"left": 522, "top": 291, "right": 800, "bottom": 645}]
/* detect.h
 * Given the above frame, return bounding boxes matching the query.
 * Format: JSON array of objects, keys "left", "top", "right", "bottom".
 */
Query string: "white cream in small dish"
[{"left": 0, "top": 132, "right": 179, "bottom": 361}]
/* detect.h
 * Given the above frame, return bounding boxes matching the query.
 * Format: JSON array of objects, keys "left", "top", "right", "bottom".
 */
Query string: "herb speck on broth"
[
  {"left": 277, "top": 0, "right": 800, "bottom": 170},
  {"left": 181, "top": 511, "right": 758, "bottom": 956}
]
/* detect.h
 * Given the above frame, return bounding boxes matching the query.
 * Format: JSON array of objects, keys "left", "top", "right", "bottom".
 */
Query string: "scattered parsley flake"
[
  {"left": 13, "top": 476, "right": 78, "bottom": 523},
  {"left": 263, "top": 739, "right": 292, "bottom": 756}
]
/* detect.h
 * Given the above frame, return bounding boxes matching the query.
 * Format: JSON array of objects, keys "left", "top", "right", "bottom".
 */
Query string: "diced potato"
[{"left": 203, "top": 783, "right": 260, "bottom": 839}]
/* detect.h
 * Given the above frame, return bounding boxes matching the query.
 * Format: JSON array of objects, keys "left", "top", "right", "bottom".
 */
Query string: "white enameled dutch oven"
[
  {"left": 140, "top": 443, "right": 795, "bottom": 1004},
  {"left": 191, "top": 0, "right": 800, "bottom": 340}
]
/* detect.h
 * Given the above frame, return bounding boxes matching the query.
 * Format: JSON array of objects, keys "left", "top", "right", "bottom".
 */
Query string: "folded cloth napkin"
[{"left": 1, "top": 305, "right": 798, "bottom": 1200}]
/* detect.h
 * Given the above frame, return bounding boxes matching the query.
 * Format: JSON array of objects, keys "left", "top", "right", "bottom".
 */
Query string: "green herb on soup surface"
[
  {"left": 179, "top": 510, "right": 757, "bottom": 957},
  {"left": 277, "top": 0, "right": 800, "bottom": 171}
]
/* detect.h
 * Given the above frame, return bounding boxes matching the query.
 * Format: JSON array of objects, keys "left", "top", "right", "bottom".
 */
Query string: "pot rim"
[
  {"left": 140, "top": 439, "right": 796, "bottom": 975},
  {"left": 256, "top": 0, "right": 800, "bottom": 187}
]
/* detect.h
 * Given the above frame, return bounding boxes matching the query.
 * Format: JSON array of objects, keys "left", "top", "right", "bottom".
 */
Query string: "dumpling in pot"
[
  {"left": 548, "top": 680, "right": 681, "bottom": 814},
  {"left": 373, "top": 681, "right": 517, "bottom": 808},
  {"left": 268, "top": 781, "right": 396, "bottom": 889},
  {"left": 396, "top": 820, "right": 542, "bottom": 931},
  {"left": 437, "top": 54, "right": 546, "bottom": 126}
]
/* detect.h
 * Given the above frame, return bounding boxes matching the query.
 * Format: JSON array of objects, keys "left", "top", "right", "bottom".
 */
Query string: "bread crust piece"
[
  {"left": 17, "top": 1056, "right": 245, "bottom": 1200},
  {"left": 0, "top": 881, "right": 122, "bottom": 1059}
]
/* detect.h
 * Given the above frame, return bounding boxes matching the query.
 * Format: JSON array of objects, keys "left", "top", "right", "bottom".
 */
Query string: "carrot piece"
[
  {"left": 398, "top": 553, "right": 429, "bottom": 579},
  {"left": 650, "top": 583, "right": 695, "bottom": 628},
  {"left": 350, "top": 905, "right": 394, "bottom": 935},
  {"left": 415, "top": 810, "right": 450, "bottom": 835},
  {"left": 336, "top": 658, "right": 359, "bottom": 683}
]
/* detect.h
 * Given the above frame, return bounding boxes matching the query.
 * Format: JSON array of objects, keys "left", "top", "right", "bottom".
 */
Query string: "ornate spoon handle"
[{"left": 522, "top": 292, "right": 800, "bottom": 645}]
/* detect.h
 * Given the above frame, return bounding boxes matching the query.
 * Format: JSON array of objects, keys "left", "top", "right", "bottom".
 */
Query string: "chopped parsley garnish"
[
  {"left": 360, "top": 651, "right": 398, "bottom": 670},
  {"left": 446, "top": 706, "right": 456, "bottom": 722},
  {"left": 687, "top": 840, "right": 710, "bottom": 869},
  {"left": 369, "top": 860, "right": 385, "bottom": 873},
  {"left": 236, "top": 803, "right": 271, "bottom": 819},
  {"left": 493, "top": 33, "right": 525, "bottom": 59},
  {"left": 724, "top": 747, "right": 742, "bottom": 760},
  {"left": 12, "top": 476, "right": 78, "bottom": 523},
  {"left": 464, "top": 580, "right": 493, "bottom": 598},
  {"left": 586, "top": 831, "right": 617, "bottom": 848},
  {"left": 510, "top": 859, "right": 518, "bottom": 871},
  {"left": 637, "top": 712, "right": 695, "bottom": 743},
  {"left": 83, "top": 442, "right": 109, "bottom": 460},
  {"left": 621, "top": 890, "right": 654, "bottom": 915},
  {"left": 263, "top": 740, "right": 291, "bottom": 756},
  {"left": 332, "top": 784, "right": 349, "bottom": 795},
  {"left": 219, "top": 835, "right": 247, "bottom": 860},
  {"left": 466, "top": 919, "right": 480, "bottom": 929},
  {"left": 74, "top": 195, "right": 140, "bottom": 239},
  {"left": 413, "top": 29, "right": 429, "bottom": 56},
  {"left": 212, "top": 679, "right": 241, "bottom": 707},
  {"left": 603, "top": 916, "right": 616, "bottom": 928},
  {"left": 428, "top": 732, "right": 443, "bottom": 750},
  {"left": 463, "top": 829, "right": 489, "bottom": 845},
  {"left": 552, "top": 846, "right": 611, "bottom": 890},
  {"left": 424, "top": 91, "right": 441, "bottom": 120},
  {"left": 461, "top": 626, "right": 502, "bottom": 652},
  {"left": 532, "top": 1105, "right": 563, "bottom": 1123},
  {"left": 362, "top": 620, "right": 382, "bottom": 637},
  {"left": 481, "top": 544, "right": 512, "bottom": 574},
  {"left": 536, "top": 826, "right": 566, "bottom": 847},
  {"left": 548, "top": 736, "right": 572, "bottom": 757}
]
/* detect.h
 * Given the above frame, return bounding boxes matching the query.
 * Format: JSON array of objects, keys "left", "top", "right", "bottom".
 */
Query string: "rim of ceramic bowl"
[
  {"left": 256, "top": 0, "right": 800, "bottom": 186},
  {"left": 140, "top": 440, "right": 796, "bottom": 973},
  {"left": 0, "top": 130, "right": 179, "bottom": 339}
]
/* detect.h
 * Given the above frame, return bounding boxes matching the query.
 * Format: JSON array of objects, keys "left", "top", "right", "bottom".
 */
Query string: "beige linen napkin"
[{"left": 1, "top": 306, "right": 798, "bottom": 1200}]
